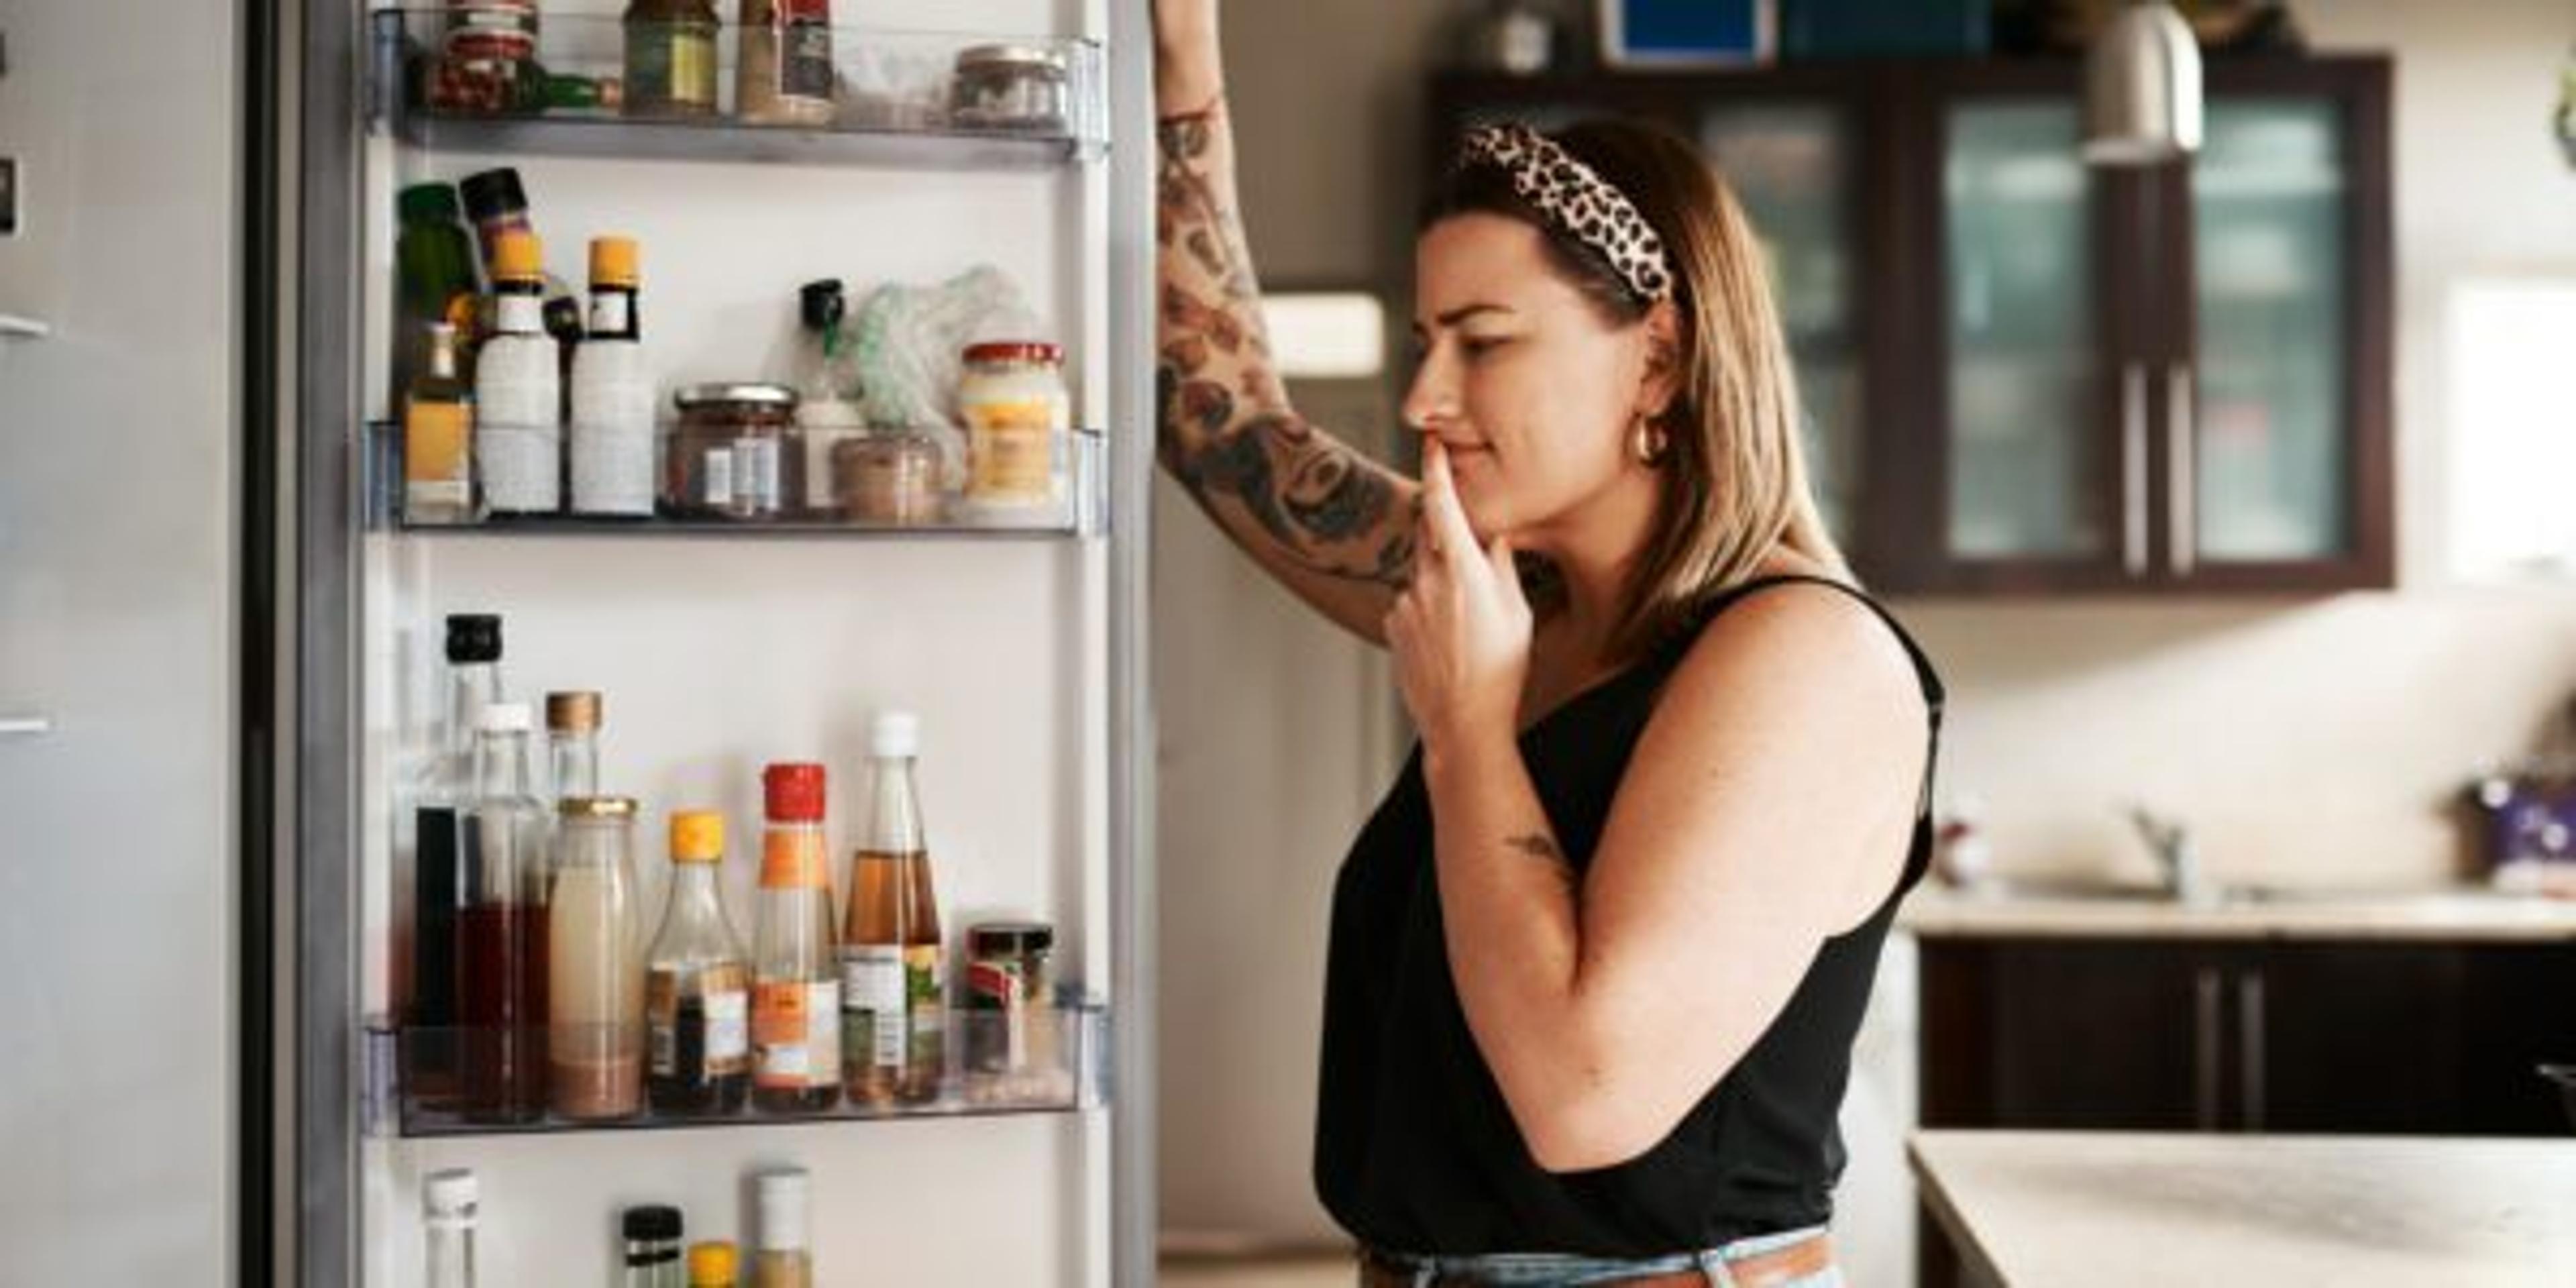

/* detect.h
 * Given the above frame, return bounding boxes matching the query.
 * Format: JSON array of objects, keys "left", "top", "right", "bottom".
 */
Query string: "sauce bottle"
[
  {"left": 458, "top": 700, "right": 548, "bottom": 1123},
  {"left": 647, "top": 810, "right": 752, "bottom": 1116},
  {"left": 751, "top": 763, "right": 841, "bottom": 1112},
  {"left": 843, "top": 711, "right": 945, "bottom": 1106},
  {"left": 549, "top": 796, "right": 645, "bottom": 1120}
]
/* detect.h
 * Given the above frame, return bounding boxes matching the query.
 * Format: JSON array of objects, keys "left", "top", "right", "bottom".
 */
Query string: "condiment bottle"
[
  {"left": 570, "top": 236, "right": 656, "bottom": 517},
  {"left": 621, "top": 0, "right": 719, "bottom": 119},
  {"left": 545, "top": 690, "right": 603, "bottom": 805},
  {"left": 456, "top": 166, "right": 584, "bottom": 372},
  {"left": 395, "top": 182, "right": 480, "bottom": 392},
  {"left": 473, "top": 229, "right": 562, "bottom": 515},
  {"left": 423, "top": 1168, "right": 480, "bottom": 1288},
  {"left": 688, "top": 1241, "right": 739, "bottom": 1288},
  {"left": 965, "top": 921, "right": 1053, "bottom": 1085},
  {"left": 958, "top": 341, "right": 1069, "bottom": 508},
  {"left": 794, "top": 280, "right": 865, "bottom": 518},
  {"left": 751, "top": 1170, "right": 813, "bottom": 1288},
  {"left": 647, "top": 810, "right": 753, "bottom": 1116},
  {"left": 407, "top": 612, "right": 503, "bottom": 1104},
  {"left": 752, "top": 763, "right": 841, "bottom": 1112},
  {"left": 842, "top": 712, "right": 945, "bottom": 1106},
  {"left": 404, "top": 322, "right": 478, "bottom": 526},
  {"left": 459, "top": 700, "right": 548, "bottom": 1123},
  {"left": 622, "top": 1204, "right": 685, "bottom": 1288},
  {"left": 737, "top": 0, "right": 835, "bottom": 127},
  {"left": 549, "top": 796, "right": 645, "bottom": 1121}
]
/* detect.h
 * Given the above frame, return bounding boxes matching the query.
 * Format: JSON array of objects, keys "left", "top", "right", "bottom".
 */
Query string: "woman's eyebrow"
[{"left": 1411, "top": 303, "right": 1515, "bottom": 337}]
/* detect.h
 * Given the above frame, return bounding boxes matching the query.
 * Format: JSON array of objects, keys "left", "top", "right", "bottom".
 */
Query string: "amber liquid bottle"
[
  {"left": 751, "top": 763, "right": 841, "bottom": 1112},
  {"left": 458, "top": 700, "right": 549, "bottom": 1123},
  {"left": 842, "top": 711, "right": 945, "bottom": 1106}
]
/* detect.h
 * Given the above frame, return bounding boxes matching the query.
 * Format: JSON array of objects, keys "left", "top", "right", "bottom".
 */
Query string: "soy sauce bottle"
[{"left": 645, "top": 810, "right": 752, "bottom": 1116}]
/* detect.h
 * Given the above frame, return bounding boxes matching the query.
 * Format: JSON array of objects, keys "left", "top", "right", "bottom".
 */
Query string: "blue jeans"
[{"left": 1366, "top": 1224, "right": 1841, "bottom": 1287}]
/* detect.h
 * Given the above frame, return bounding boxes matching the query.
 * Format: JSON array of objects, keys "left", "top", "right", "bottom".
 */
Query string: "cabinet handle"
[
  {"left": 2194, "top": 965, "right": 2223, "bottom": 1130},
  {"left": 2123, "top": 362, "right": 2149, "bottom": 578},
  {"left": 0, "top": 712, "right": 53, "bottom": 737},
  {"left": 2237, "top": 969, "right": 2267, "bottom": 1132},
  {"left": 2167, "top": 364, "right": 2198, "bottom": 577}
]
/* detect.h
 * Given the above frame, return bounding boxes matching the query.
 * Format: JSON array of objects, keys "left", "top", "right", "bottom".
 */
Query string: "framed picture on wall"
[{"left": 1598, "top": 0, "right": 1775, "bottom": 67}]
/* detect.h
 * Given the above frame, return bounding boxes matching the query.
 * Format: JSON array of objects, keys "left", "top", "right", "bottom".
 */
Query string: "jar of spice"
[
  {"left": 737, "top": 0, "right": 836, "bottom": 127},
  {"left": 665, "top": 384, "right": 804, "bottom": 521},
  {"left": 963, "top": 920, "right": 1053, "bottom": 1080},
  {"left": 957, "top": 341, "right": 1069, "bottom": 508},
  {"left": 832, "top": 427, "right": 945, "bottom": 526},
  {"left": 951, "top": 44, "right": 1070, "bottom": 133},
  {"left": 428, "top": 1, "right": 543, "bottom": 117},
  {"left": 622, "top": 0, "right": 720, "bottom": 120}
]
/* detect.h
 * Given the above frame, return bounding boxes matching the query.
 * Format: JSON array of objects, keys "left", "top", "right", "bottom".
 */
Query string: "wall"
[{"left": 1152, "top": 0, "right": 2576, "bottom": 1254}]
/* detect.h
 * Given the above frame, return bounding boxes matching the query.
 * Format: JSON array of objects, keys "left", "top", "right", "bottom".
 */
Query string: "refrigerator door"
[{"left": 0, "top": 0, "right": 241, "bottom": 1281}]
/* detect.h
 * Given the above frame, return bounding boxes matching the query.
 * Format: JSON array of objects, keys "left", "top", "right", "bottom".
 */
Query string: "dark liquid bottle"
[
  {"left": 647, "top": 810, "right": 752, "bottom": 1116},
  {"left": 457, "top": 700, "right": 550, "bottom": 1123},
  {"left": 407, "top": 613, "right": 502, "bottom": 1106}
]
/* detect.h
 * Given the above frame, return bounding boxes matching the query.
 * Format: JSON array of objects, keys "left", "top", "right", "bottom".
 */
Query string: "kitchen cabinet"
[{"left": 1429, "top": 57, "right": 2394, "bottom": 596}]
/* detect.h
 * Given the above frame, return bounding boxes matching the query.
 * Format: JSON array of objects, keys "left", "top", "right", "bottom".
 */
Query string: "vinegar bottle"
[
  {"left": 843, "top": 711, "right": 945, "bottom": 1106},
  {"left": 458, "top": 700, "right": 549, "bottom": 1123},
  {"left": 751, "top": 763, "right": 841, "bottom": 1112}
]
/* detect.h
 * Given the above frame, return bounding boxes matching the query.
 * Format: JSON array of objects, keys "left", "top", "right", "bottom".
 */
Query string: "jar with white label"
[
  {"left": 663, "top": 384, "right": 803, "bottom": 521},
  {"left": 957, "top": 342, "right": 1069, "bottom": 508}
]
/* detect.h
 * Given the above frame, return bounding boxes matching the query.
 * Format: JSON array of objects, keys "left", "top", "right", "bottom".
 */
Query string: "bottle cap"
[
  {"left": 475, "top": 701, "right": 533, "bottom": 735},
  {"left": 488, "top": 229, "right": 543, "bottom": 284},
  {"left": 869, "top": 711, "right": 920, "bottom": 759},
  {"left": 688, "top": 1242, "right": 739, "bottom": 1285},
  {"left": 969, "top": 920, "right": 1055, "bottom": 957},
  {"left": 962, "top": 340, "right": 1063, "bottom": 367},
  {"left": 457, "top": 166, "right": 529, "bottom": 225},
  {"left": 590, "top": 235, "right": 639, "bottom": 289},
  {"left": 423, "top": 1169, "right": 478, "bottom": 1219},
  {"left": 623, "top": 1203, "right": 682, "bottom": 1242},
  {"left": 763, "top": 762, "right": 826, "bottom": 823},
  {"left": 670, "top": 810, "right": 726, "bottom": 863},
  {"left": 398, "top": 182, "right": 462, "bottom": 227},
  {"left": 546, "top": 690, "right": 602, "bottom": 733},
  {"left": 753, "top": 1169, "right": 809, "bottom": 1252},
  {"left": 799, "top": 278, "right": 846, "bottom": 333},
  {"left": 444, "top": 613, "right": 502, "bottom": 664}
]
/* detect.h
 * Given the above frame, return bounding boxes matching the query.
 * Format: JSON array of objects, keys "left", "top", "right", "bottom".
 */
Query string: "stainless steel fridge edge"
[{"left": 1108, "top": 0, "right": 1159, "bottom": 1283}]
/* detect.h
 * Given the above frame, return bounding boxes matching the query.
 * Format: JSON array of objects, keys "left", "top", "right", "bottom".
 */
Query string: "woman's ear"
[{"left": 1638, "top": 300, "right": 1683, "bottom": 419}]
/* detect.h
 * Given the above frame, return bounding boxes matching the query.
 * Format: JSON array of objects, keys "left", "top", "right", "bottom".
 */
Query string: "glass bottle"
[
  {"left": 458, "top": 700, "right": 548, "bottom": 1123},
  {"left": 751, "top": 763, "right": 841, "bottom": 1112},
  {"left": 842, "top": 711, "right": 945, "bottom": 1106},
  {"left": 647, "top": 810, "right": 753, "bottom": 1116},
  {"left": 473, "top": 228, "right": 561, "bottom": 515},
  {"left": 545, "top": 690, "right": 602, "bottom": 805},
  {"left": 622, "top": 0, "right": 720, "bottom": 120},
  {"left": 622, "top": 1205, "right": 685, "bottom": 1288},
  {"left": 405, "top": 323, "right": 479, "bottom": 526},
  {"left": 688, "top": 1242, "right": 739, "bottom": 1288},
  {"left": 751, "top": 1170, "right": 812, "bottom": 1288},
  {"left": 549, "top": 796, "right": 645, "bottom": 1121},
  {"left": 406, "top": 612, "right": 502, "bottom": 1104},
  {"left": 570, "top": 235, "right": 656, "bottom": 517},
  {"left": 456, "top": 166, "right": 584, "bottom": 378},
  {"left": 794, "top": 279, "right": 866, "bottom": 518},
  {"left": 395, "top": 181, "right": 480, "bottom": 392},
  {"left": 423, "top": 1168, "right": 479, "bottom": 1288}
]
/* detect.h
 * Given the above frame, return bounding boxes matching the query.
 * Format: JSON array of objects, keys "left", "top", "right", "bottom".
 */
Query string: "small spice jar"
[
  {"left": 957, "top": 341, "right": 1069, "bottom": 508},
  {"left": 963, "top": 921, "right": 1053, "bottom": 1079},
  {"left": 621, "top": 0, "right": 720, "bottom": 120},
  {"left": 428, "top": 1, "right": 543, "bottom": 117},
  {"left": 665, "top": 384, "right": 804, "bottom": 521},
  {"left": 832, "top": 427, "right": 946, "bottom": 525},
  {"left": 951, "top": 44, "right": 1070, "bottom": 132}
]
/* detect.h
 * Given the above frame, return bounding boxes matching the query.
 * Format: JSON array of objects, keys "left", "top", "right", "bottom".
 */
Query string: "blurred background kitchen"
[{"left": 1156, "top": 1, "right": 2576, "bottom": 1284}]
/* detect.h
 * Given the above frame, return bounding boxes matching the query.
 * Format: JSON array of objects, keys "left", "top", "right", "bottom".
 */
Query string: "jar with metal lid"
[
  {"left": 429, "top": 1, "right": 543, "bottom": 117},
  {"left": 831, "top": 427, "right": 945, "bottom": 526},
  {"left": 950, "top": 44, "right": 1070, "bottom": 133},
  {"left": 957, "top": 342, "right": 1068, "bottom": 508},
  {"left": 963, "top": 920, "right": 1053, "bottom": 1080},
  {"left": 664, "top": 384, "right": 804, "bottom": 521}
]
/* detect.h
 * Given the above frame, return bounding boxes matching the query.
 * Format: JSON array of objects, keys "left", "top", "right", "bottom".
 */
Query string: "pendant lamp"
[{"left": 2084, "top": 0, "right": 2204, "bottom": 166}]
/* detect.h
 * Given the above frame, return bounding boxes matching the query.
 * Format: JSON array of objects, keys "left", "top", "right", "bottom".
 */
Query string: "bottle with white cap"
[
  {"left": 423, "top": 1168, "right": 480, "bottom": 1288},
  {"left": 460, "top": 699, "right": 549, "bottom": 1122},
  {"left": 751, "top": 1168, "right": 812, "bottom": 1288},
  {"left": 841, "top": 710, "right": 946, "bottom": 1106}
]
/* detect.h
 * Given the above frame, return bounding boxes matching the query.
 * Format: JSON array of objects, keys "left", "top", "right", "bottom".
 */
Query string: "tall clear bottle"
[
  {"left": 751, "top": 763, "right": 841, "bottom": 1112},
  {"left": 458, "top": 700, "right": 549, "bottom": 1123},
  {"left": 406, "top": 612, "right": 503, "bottom": 1105},
  {"left": 545, "top": 690, "right": 603, "bottom": 804},
  {"left": 647, "top": 810, "right": 752, "bottom": 1116},
  {"left": 423, "top": 1168, "right": 480, "bottom": 1288},
  {"left": 474, "top": 228, "right": 562, "bottom": 515},
  {"left": 842, "top": 710, "right": 945, "bottom": 1106},
  {"left": 549, "top": 796, "right": 645, "bottom": 1121}
]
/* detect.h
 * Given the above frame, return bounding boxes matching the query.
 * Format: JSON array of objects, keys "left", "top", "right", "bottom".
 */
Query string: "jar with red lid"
[
  {"left": 957, "top": 341, "right": 1069, "bottom": 508},
  {"left": 427, "top": 1, "right": 543, "bottom": 117}
]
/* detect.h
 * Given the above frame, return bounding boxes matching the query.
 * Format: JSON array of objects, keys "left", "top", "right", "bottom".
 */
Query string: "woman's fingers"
[{"left": 1418, "top": 437, "right": 1481, "bottom": 568}]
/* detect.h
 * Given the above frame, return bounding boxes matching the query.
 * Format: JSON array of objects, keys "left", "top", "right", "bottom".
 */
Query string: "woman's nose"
[{"left": 1401, "top": 352, "right": 1456, "bottom": 435}]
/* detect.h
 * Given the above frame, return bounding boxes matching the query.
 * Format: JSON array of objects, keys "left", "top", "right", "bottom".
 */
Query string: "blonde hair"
[{"left": 1426, "top": 119, "right": 1847, "bottom": 663}]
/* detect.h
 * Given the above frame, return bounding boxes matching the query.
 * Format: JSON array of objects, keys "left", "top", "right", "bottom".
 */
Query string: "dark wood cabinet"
[{"left": 1430, "top": 57, "right": 2394, "bottom": 596}]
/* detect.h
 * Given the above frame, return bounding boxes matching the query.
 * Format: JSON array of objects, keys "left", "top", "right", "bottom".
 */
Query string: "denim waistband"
[{"left": 1368, "top": 1224, "right": 1831, "bottom": 1286}]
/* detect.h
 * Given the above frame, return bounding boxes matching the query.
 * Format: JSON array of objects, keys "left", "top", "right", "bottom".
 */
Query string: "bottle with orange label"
[{"left": 751, "top": 762, "right": 842, "bottom": 1112}]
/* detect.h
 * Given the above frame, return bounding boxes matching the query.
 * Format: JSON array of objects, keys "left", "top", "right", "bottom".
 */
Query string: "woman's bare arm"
[{"left": 1155, "top": 1, "right": 1417, "bottom": 644}]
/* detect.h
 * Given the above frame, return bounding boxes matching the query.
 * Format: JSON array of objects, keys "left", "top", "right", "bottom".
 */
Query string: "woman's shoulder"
[{"left": 1660, "top": 563, "right": 1934, "bottom": 733}]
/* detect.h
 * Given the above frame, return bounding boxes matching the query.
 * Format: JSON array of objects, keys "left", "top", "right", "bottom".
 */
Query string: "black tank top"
[{"left": 1312, "top": 575, "right": 1945, "bottom": 1257}]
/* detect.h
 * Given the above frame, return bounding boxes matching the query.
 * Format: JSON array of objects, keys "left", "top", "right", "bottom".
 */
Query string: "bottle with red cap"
[{"left": 751, "top": 762, "right": 842, "bottom": 1112}]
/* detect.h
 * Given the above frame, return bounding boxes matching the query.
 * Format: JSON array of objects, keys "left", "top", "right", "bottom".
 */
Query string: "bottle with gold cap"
[
  {"left": 647, "top": 809, "right": 752, "bottom": 1116},
  {"left": 687, "top": 1240, "right": 739, "bottom": 1288},
  {"left": 473, "top": 227, "right": 563, "bottom": 514},
  {"left": 545, "top": 690, "right": 604, "bottom": 807},
  {"left": 570, "top": 235, "right": 655, "bottom": 517}
]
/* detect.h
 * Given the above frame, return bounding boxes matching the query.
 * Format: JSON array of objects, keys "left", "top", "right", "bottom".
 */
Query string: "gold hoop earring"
[{"left": 1631, "top": 415, "right": 1670, "bottom": 467}]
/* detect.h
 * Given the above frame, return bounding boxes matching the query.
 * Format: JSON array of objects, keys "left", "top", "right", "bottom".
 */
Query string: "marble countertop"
[
  {"left": 1898, "top": 883, "right": 2576, "bottom": 942},
  {"left": 1909, "top": 1129, "right": 2576, "bottom": 1287}
]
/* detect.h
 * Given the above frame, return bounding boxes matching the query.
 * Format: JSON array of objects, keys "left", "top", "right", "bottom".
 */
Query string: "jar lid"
[
  {"left": 561, "top": 796, "right": 638, "bottom": 818},
  {"left": 674, "top": 382, "right": 799, "bottom": 411},
  {"left": 623, "top": 1204, "right": 682, "bottom": 1242},
  {"left": 957, "top": 44, "right": 1069, "bottom": 74},
  {"left": 963, "top": 341, "right": 1064, "bottom": 367},
  {"left": 423, "top": 1169, "right": 478, "bottom": 1218},
  {"left": 969, "top": 921, "right": 1055, "bottom": 956},
  {"left": 546, "top": 690, "right": 602, "bottom": 733}
]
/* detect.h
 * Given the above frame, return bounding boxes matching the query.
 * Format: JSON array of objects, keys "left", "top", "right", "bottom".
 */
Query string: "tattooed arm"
[{"left": 1155, "top": 1, "right": 1419, "bottom": 645}]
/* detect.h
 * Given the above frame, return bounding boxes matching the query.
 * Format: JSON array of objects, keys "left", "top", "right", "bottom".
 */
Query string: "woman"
[{"left": 1155, "top": 4, "right": 1942, "bottom": 1285}]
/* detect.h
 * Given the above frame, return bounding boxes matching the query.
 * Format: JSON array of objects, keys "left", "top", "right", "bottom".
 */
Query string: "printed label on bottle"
[
  {"left": 753, "top": 977, "right": 813, "bottom": 1085},
  {"left": 842, "top": 947, "right": 906, "bottom": 1069},
  {"left": 703, "top": 986, "right": 749, "bottom": 1070},
  {"left": 782, "top": 1, "right": 835, "bottom": 102},
  {"left": 734, "top": 436, "right": 780, "bottom": 513},
  {"left": 670, "top": 31, "right": 714, "bottom": 106},
  {"left": 649, "top": 969, "right": 680, "bottom": 1075},
  {"left": 802, "top": 979, "right": 840, "bottom": 1087},
  {"left": 906, "top": 945, "right": 946, "bottom": 1073},
  {"left": 761, "top": 833, "right": 830, "bottom": 889},
  {"left": 702, "top": 446, "right": 735, "bottom": 506},
  {"left": 405, "top": 400, "right": 470, "bottom": 484},
  {"left": 587, "top": 293, "right": 631, "bottom": 337}
]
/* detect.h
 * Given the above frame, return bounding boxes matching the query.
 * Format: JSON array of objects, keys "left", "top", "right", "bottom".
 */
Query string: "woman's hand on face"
[{"left": 1386, "top": 437, "right": 1534, "bottom": 756}]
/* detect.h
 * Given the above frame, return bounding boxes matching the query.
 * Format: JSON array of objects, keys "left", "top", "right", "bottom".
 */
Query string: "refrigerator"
[{"left": 286, "top": 1, "right": 1157, "bottom": 1283}]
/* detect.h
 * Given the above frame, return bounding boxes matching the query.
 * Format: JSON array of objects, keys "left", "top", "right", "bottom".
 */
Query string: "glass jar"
[
  {"left": 665, "top": 384, "right": 804, "bottom": 521},
  {"left": 550, "top": 797, "right": 645, "bottom": 1122},
  {"left": 963, "top": 920, "right": 1053, "bottom": 1079},
  {"left": 832, "top": 427, "right": 945, "bottom": 525},
  {"left": 957, "top": 342, "right": 1068, "bottom": 508},
  {"left": 951, "top": 44, "right": 1069, "bottom": 133},
  {"left": 429, "top": 1, "right": 543, "bottom": 117},
  {"left": 623, "top": 0, "right": 720, "bottom": 120}
]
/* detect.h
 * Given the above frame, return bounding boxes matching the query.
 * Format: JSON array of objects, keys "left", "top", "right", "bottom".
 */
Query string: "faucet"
[{"left": 2125, "top": 804, "right": 2210, "bottom": 905}]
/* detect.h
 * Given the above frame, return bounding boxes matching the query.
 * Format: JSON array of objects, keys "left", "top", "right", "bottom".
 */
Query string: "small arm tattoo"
[{"left": 1505, "top": 834, "right": 1566, "bottom": 863}]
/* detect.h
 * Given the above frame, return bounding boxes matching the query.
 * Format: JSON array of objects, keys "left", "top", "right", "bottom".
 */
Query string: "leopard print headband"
[{"left": 1457, "top": 123, "right": 1675, "bottom": 304}]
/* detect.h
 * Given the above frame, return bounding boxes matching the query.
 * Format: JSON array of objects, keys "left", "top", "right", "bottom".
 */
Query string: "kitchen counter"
[
  {"left": 1899, "top": 884, "right": 2576, "bottom": 942},
  {"left": 1909, "top": 1129, "right": 2576, "bottom": 1287}
]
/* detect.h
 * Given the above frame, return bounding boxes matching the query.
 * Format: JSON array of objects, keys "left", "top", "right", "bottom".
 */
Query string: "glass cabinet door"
[
  {"left": 1942, "top": 102, "right": 2110, "bottom": 564},
  {"left": 2186, "top": 99, "right": 2349, "bottom": 565},
  {"left": 1700, "top": 104, "right": 1862, "bottom": 547}
]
